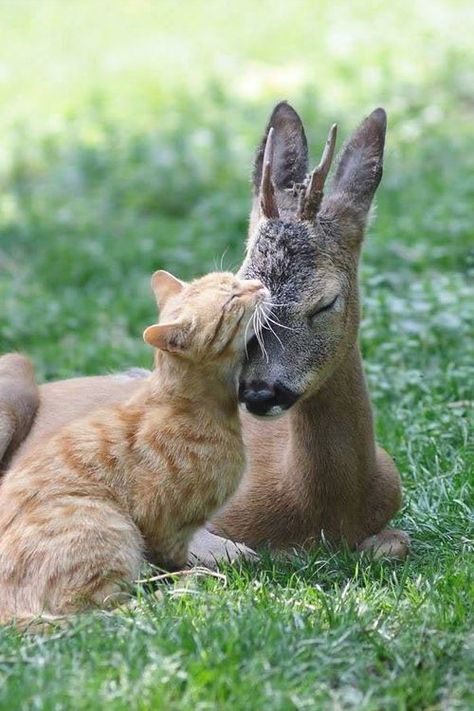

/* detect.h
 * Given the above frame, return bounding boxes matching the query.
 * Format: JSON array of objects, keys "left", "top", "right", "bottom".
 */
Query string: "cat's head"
[{"left": 143, "top": 270, "right": 269, "bottom": 365}]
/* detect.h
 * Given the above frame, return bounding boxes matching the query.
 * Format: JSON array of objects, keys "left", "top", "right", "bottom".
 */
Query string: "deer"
[{"left": 0, "top": 102, "right": 409, "bottom": 564}]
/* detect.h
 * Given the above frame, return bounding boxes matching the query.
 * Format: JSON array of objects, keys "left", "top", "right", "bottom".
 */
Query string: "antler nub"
[
  {"left": 260, "top": 127, "right": 280, "bottom": 219},
  {"left": 298, "top": 123, "right": 337, "bottom": 221}
]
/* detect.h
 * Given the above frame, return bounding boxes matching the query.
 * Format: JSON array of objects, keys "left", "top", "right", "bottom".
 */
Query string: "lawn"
[{"left": 0, "top": 1, "right": 473, "bottom": 709}]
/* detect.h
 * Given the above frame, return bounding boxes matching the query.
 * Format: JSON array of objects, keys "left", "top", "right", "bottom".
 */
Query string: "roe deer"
[
  {"left": 214, "top": 103, "right": 408, "bottom": 557},
  {"left": 0, "top": 102, "right": 409, "bottom": 561}
]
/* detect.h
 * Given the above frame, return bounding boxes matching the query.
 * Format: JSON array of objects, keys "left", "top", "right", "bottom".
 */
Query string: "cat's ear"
[
  {"left": 151, "top": 270, "right": 185, "bottom": 308},
  {"left": 143, "top": 322, "right": 189, "bottom": 353}
]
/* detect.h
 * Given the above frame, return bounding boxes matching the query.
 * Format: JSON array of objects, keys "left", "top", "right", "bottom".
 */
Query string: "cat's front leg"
[
  {"left": 188, "top": 527, "right": 258, "bottom": 569},
  {"left": 145, "top": 533, "right": 190, "bottom": 571}
]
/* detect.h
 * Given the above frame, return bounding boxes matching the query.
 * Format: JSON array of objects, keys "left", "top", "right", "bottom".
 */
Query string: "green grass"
[{"left": 0, "top": 1, "right": 473, "bottom": 708}]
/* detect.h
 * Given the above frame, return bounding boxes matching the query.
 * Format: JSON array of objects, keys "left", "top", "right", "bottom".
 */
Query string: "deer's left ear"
[
  {"left": 320, "top": 108, "right": 387, "bottom": 242},
  {"left": 151, "top": 270, "right": 185, "bottom": 308},
  {"left": 251, "top": 102, "right": 309, "bottom": 224},
  {"left": 253, "top": 101, "right": 308, "bottom": 194}
]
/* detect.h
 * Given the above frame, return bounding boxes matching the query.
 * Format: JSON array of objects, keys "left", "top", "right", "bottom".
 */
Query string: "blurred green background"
[
  {"left": 0, "top": 0, "right": 472, "bottom": 378},
  {"left": 0, "top": 2, "right": 473, "bottom": 708}
]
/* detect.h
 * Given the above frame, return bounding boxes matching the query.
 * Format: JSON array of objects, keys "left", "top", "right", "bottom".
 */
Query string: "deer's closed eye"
[{"left": 308, "top": 295, "right": 339, "bottom": 320}]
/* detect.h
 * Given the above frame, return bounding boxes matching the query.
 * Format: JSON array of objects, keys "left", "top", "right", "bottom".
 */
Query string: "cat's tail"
[{"left": 0, "top": 353, "right": 39, "bottom": 466}]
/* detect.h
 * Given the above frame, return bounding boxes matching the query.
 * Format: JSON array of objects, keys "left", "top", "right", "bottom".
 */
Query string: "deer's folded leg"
[
  {"left": 357, "top": 528, "right": 410, "bottom": 559},
  {"left": 188, "top": 527, "right": 258, "bottom": 569}
]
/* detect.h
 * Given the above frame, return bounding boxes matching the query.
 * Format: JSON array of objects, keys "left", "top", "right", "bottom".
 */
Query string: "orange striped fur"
[{"left": 0, "top": 271, "right": 267, "bottom": 624}]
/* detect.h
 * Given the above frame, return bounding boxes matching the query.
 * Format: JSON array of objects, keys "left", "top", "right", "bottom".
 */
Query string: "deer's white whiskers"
[{"left": 264, "top": 313, "right": 296, "bottom": 331}]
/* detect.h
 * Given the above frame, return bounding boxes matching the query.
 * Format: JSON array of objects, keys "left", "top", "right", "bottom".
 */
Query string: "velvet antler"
[
  {"left": 297, "top": 123, "right": 337, "bottom": 221},
  {"left": 259, "top": 127, "right": 280, "bottom": 219}
]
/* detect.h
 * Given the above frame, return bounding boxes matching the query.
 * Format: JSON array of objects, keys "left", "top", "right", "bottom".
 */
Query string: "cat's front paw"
[{"left": 188, "top": 527, "right": 258, "bottom": 569}]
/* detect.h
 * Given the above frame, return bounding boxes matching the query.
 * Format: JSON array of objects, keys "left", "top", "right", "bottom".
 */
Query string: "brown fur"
[
  {"left": 212, "top": 103, "right": 408, "bottom": 558},
  {"left": 0, "top": 354, "right": 39, "bottom": 466},
  {"left": 0, "top": 272, "right": 267, "bottom": 623},
  {"left": 0, "top": 104, "right": 409, "bottom": 565},
  {"left": 213, "top": 349, "right": 404, "bottom": 553}
]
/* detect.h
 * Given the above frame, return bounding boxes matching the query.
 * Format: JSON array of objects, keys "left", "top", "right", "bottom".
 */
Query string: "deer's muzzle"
[{"left": 238, "top": 380, "right": 300, "bottom": 417}]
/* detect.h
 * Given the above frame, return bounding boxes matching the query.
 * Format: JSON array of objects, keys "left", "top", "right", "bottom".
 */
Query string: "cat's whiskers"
[
  {"left": 219, "top": 248, "right": 229, "bottom": 272},
  {"left": 260, "top": 311, "right": 285, "bottom": 351},
  {"left": 260, "top": 300, "right": 296, "bottom": 331},
  {"left": 262, "top": 300, "right": 292, "bottom": 308},
  {"left": 244, "top": 310, "right": 255, "bottom": 360},
  {"left": 253, "top": 304, "right": 269, "bottom": 363},
  {"left": 252, "top": 309, "right": 261, "bottom": 355},
  {"left": 251, "top": 309, "right": 261, "bottom": 358},
  {"left": 264, "top": 312, "right": 296, "bottom": 331}
]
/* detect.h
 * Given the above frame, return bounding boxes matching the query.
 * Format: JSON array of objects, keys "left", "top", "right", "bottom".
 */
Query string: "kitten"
[{"left": 0, "top": 270, "right": 268, "bottom": 624}]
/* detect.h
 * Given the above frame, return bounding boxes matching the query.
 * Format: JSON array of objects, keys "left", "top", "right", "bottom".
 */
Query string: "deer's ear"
[
  {"left": 253, "top": 101, "right": 308, "bottom": 192},
  {"left": 143, "top": 321, "right": 190, "bottom": 353},
  {"left": 320, "top": 108, "right": 387, "bottom": 241},
  {"left": 150, "top": 270, "right": 185, "bottom": 308}
]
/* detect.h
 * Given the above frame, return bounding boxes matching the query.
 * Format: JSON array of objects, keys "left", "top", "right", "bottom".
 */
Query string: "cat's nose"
[
  {"left": 246, "top": 279, "right": 264, "bottom": 291},
  {"left": 238, "top": 380, "right": 300, "bottom": 417},
  {"left": 244, "top": 279, "right": 267, "bottom": 296}
]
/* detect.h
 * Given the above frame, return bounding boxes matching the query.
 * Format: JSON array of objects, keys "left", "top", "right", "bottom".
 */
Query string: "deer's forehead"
[{"left": 244, "top": 220, "right": 332, "bottom": 300}]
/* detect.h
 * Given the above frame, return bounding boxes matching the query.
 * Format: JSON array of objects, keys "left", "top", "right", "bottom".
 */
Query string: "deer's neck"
[{"left": 286, "top": 345, "right": 376, "bottom": 509}]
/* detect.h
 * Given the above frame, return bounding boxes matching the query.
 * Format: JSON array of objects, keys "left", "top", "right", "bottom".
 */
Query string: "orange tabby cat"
[{"left": 0, "top": 270, "right": 267, "bottom": 624}]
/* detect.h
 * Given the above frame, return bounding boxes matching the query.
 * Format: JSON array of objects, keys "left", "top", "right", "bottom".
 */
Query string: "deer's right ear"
[
  {"left": 320, "top": 108, "right": 387, "bottom": 242},
  {"left": 151, "top": 270, "right": 185, "bottom": 308},
  {"left": 253, "top": 101, "right": 308, "bottom": 194}
]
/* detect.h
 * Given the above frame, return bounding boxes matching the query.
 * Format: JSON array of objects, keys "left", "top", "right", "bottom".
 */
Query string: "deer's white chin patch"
[
  {"left": 267, "top": 405, "right": 286, "bottom": 417},
  {"left": 239, "top": 403, "right": 287, "bottom": 419}
]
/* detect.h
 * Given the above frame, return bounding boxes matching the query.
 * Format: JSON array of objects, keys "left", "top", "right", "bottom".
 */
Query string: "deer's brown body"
[
  {"left": 0, "top": 103, "right": 409, "bottom": 562},
  {"left": 216, "top": 347, "right": 403, "bottom": 552},
  {"left": 2, "top": 357, "right": 405, "bottom": 558}
]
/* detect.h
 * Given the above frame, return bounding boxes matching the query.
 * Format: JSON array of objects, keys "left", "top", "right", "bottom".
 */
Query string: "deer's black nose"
[{"left": 238, "top": 380, "right": 300, "bottom": 417}]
